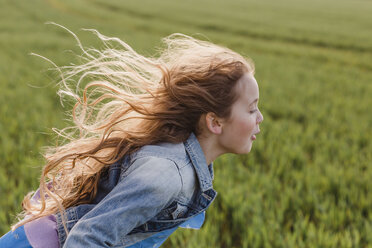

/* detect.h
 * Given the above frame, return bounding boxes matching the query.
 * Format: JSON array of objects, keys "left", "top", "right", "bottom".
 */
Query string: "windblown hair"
[{"left": 13, "top": 25, "right": 254, "bottom": 231}]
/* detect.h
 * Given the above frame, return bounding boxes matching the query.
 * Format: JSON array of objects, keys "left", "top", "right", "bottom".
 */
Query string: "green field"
[{"left": 1, "top": 0, "right": 372, "bottom": 247}]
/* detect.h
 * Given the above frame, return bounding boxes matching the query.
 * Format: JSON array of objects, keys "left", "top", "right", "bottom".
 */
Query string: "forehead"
[{"left": 235, "top": 73, "right": 259, "bottom": 104}]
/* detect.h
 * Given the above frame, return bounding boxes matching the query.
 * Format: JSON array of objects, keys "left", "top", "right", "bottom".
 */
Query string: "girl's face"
[{"left": 218, "top": 73, "right": 263, "bottom": 154}]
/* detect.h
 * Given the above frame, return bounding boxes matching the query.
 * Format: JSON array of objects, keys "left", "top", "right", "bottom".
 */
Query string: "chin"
[
  {"left": 242, "top": 148, "right": 252, "bottom": 154},
  {"left": 243, "top": 143, "right": 253, "bottom": 154},
  {"left": 221, "top": 140, "right": 253, "bottom": 155},
  {"left": 233, "top": 144, "right": 253, "bottom": 154}
]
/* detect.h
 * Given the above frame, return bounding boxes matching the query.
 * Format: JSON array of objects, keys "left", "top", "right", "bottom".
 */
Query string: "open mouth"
[{"left": 251, "top": 130, "right": 260, "bottom": 140}]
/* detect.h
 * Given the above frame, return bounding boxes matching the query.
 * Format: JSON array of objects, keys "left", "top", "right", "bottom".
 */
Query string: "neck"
[{"left": 196, "top": 133, "right": 224, "bottom": 165}]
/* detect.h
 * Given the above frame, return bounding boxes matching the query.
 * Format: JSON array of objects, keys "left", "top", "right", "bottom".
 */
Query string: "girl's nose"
[{"left": 257, "top": 110, "right": 264, "bottom": 124}]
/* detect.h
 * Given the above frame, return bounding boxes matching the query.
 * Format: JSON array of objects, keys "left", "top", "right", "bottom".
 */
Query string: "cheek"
[{"left": 234, "top": 116, "right": 255, "bottom": 135}]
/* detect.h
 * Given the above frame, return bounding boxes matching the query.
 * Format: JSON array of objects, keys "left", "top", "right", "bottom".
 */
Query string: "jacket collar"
[{"left": 184, "top": 132, "right": 214, "bottom": 192}]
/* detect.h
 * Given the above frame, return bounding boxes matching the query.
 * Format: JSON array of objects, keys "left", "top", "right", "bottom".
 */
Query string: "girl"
[{"left": 0, "top": 28, "right": 263, "bottom": 247}]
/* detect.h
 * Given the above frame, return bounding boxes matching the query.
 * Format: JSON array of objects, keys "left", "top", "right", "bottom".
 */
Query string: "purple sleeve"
[
  {"left": 24, "top": 215, "right": 59, "bottom": 248},
  {"left": 24, "top": 185, "right": 60, "bottom": 248}
]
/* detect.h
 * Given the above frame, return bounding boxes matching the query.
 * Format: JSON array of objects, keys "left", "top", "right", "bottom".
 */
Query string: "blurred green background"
[{"left": 1, "top": 0, "right": 372, "bottom": 247}]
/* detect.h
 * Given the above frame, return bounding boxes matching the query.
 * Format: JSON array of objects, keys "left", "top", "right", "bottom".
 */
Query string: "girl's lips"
[{"left": 251, "top": 135, "right": 256, "bottom": 140}]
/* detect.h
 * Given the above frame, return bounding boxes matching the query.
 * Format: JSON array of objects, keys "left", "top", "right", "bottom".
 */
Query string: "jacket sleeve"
[{"left": 63, "top": 156, "right": 183, "bottom": 248}]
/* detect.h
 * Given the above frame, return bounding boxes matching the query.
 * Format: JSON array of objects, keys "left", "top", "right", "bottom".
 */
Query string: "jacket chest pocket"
[
  {"left": 129, "top": 203, "right": 197, "bottom": 234},
  {"left": 170, "top": 203, "right": 188, "bottom": 219},
  {"left": 155, "top": 202, "right": 189, "bottom": 221}
]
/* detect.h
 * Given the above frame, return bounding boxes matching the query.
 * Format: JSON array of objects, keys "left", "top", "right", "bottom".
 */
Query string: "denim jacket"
[{"left": 55, "top": 132, "right": 217, "bottom": 247}]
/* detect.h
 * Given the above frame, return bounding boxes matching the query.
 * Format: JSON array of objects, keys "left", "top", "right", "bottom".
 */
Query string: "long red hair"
[{"left": 13, "top": 26, "right": 254, "bottom": 231}]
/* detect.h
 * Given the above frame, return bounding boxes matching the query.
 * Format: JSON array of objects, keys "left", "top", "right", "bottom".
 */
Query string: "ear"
[{"left": 205, "top": 112, "right": 222, "bottom": 134}]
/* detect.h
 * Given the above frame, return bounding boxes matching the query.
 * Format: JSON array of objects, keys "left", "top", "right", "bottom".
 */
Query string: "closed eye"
[{"left": 250, "top": 109, "right": 257, "bottom": 114}]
